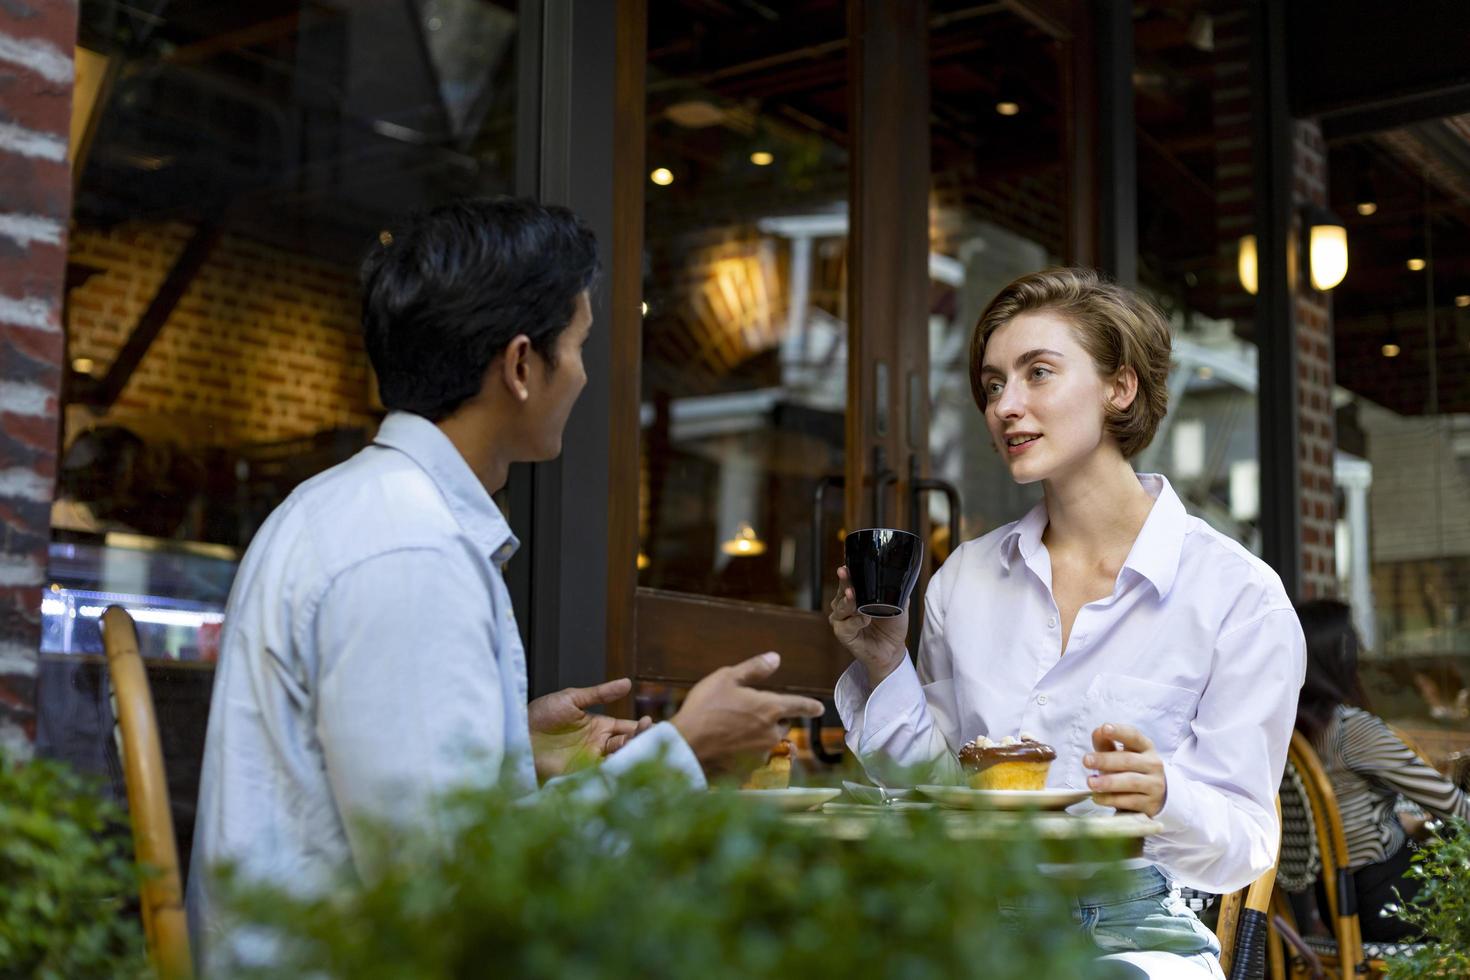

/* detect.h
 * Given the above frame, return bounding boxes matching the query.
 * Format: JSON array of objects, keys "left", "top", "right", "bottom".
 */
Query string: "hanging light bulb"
[
  {"left": 1238, "top": 235, "right": 1258, "bottom": 296},
  {"left": 720, "top": 522, "right": 767, "bottom": 557},
  {"left": 1299, "top": 206, "right": 1348, "bottom": 291}
]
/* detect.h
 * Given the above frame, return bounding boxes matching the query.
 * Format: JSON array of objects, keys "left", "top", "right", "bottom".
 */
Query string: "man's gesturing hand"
[
  {"left": 1085, "top": 723, "right": 1167, "bottom": 817},
  {"left": 528, "top": 677, "right": 653, "bottom": 781},
  {"left": 672, "top": 652, "right": 825, "bottom": 777}
]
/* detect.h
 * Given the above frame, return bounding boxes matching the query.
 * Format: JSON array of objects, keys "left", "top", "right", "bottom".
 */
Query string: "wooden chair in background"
[
  {"left": 1281, "top": 730, "right": 1427, "bottom": 979},
  {"left": 1216, "top": 798, "right": 1285, "bottom": 980},
  {"left": 102, "top": 606, "right": 194, "bottom": 980}
]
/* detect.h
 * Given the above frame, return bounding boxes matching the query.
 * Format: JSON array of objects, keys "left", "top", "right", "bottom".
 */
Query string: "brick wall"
[
  {"left": 1214, "top": 5, "right": 1336, "bottom": 599},
  {"left": 1293, "top": 122, "right": 1338, "bottom": 599},
  {"left": 0, "top": 0, "right": 79, "bottom": 755},
  {"left": 66, "top": 223, "right": 378, "bottom": 449}
]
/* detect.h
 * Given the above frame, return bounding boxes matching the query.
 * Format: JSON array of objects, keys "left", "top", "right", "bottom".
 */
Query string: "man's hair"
[
  {"left": 968, "top": 267, "right": 1172, "bottom": 459},
  {"left": 360, "top": 197, "right": 600, "bottom": 421}
]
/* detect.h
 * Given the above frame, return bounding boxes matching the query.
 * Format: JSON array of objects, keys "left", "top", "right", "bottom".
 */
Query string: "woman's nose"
[{"left": 994, "top": 383, "right": 1024, "bottom": 419}]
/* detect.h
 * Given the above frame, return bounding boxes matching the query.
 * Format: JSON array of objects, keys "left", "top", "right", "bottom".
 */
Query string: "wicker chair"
[
  {"left": 1279, "top": 730, "right": 1427, "bottom": 978},
  {"left": 101, "top": 607, "right": 194, "bottom": 980},
  {"left": 1215, "top": 798, "right": 1285, "bottom": 980}
]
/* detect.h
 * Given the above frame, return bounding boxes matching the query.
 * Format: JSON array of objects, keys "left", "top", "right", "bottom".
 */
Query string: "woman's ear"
[
  {"left": 1106, "top": 365, "right": 1139, "bottom": 413},
  {"left": 498, "top": 334, "right": 533, "bottom": 402}
]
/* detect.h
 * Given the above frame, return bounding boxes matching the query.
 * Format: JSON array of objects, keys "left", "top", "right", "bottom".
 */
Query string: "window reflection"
[{"left": 639, "top": 2, "right": 849, "bottom": 608}]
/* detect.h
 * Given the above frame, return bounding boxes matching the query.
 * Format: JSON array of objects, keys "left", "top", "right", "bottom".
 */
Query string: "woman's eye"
[
  {"left": 1030, "top": 366, "right": 1051, "bottom": 381},
  {"left": 985, "top": 381, "right": 1003, "bottom": 398}
]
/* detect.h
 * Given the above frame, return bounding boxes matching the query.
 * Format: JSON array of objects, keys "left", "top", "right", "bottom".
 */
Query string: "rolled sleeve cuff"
[
  {"left": 1151, "top": 759, "right": 1200, "bottom": 837},
  {"left": 835, "top": 657, "right": 923, "bottom": 753},
  {"left": 601, "top": 721, "right": 707, "bottom": 791}
]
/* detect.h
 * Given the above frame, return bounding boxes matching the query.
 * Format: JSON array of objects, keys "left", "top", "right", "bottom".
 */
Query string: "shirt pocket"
[{"left": 1072, "top": 673, "right": 1197, "bottom": 758}]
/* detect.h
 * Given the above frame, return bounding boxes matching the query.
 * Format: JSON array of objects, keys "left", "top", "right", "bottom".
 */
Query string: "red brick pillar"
[
  {"left": 0, "top": 1, "right": 78, "bottom": 755},
  {"left": 1293, "top": 122, "right": 1338, "bottom": 599},
  {"left": 1214, "top": 5, "right": 1336, "bottom": 598}
]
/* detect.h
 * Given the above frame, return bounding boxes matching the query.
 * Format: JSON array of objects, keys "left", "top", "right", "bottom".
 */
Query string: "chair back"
[
  {"left": 1217, "top": 797, "right": 1282, "bottom": 980},
  {"left": 102, "top": 607, "right": 194, "bottom": 980},
  {"left": 1286, "top": 729, "right": 1364, "bottom": 976},
  {"left": 1276, "top": 761, "right": 1320, "bottom": 893}
]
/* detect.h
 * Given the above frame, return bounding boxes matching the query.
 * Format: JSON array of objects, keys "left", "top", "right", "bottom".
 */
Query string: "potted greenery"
[
  {"left": 1385, "top": 818, "right": 1470, "bottom": 979},
  {"left": 218, "top": 763, "right": 1133, "bottom": 979},
  {"left": 0, "top": 749, "right": 149, "bottom": 978}
]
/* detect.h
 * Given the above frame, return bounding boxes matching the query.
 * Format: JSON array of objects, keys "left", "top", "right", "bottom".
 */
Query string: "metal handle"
[
  {"left": 808, "top": 715, "right": 846, "bottom": 765},
  {"left": 809, "top": 474, "right": 845, "bottom": 611},
  {"left": 908, "top": 456, "right": 962, "bottom": 558},
  {"left": 872, "top": 445, "right": 897, "bottom": 528}
]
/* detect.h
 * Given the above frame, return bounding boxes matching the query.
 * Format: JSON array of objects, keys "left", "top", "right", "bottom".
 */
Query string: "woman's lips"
[{"left": 1006, "top": 435, "right": 1041, "bottom": 456}]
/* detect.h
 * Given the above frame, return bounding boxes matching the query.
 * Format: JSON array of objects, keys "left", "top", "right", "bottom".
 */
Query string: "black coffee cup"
[{"left": 843, "top": 528, "right": 923, "bottom": 618}]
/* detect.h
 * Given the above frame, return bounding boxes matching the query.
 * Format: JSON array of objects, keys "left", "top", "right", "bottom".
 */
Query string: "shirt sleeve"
[
  {"left": 1146, "top": 606, "right": 1306, "bottom": 894},
  {"left": 313, "top": 544, "right": 510, "bottom": 874},
  {"left": 1339, "top": 711, "right": 1470, "bottom": 824},
  {"left": 313, "top": 545, "right": 707, "bottom": 877},
  {"left": 832, "top": 569, "right": 965, "bottom": 787}
]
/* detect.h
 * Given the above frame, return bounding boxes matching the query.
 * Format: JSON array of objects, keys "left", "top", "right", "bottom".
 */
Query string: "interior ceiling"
[
  {"left": 72, "top": 0, "right": 1470, "bottom": 414},
  {"left": 74, "top": 0, "right": 519, "bottom": 265}
]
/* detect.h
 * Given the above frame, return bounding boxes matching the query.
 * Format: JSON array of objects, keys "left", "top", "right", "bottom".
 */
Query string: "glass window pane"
[
  {"left": 639, "top": 3, "right": 849, "bottom": 609},
  {"left": 1332, "top": 122, "right": 1470, "bottom": 765}
]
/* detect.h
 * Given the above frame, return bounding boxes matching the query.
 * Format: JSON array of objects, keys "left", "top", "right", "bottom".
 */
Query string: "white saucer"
[
  {"left": 735, "top": 787, "right": 842, "bottom": 811},
  {"left": 915, "top": 785, "right": 1091, "bottom": 811}
]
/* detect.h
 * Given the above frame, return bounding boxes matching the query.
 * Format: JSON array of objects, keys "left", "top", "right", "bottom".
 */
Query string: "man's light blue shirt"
[{"left": 186, "top": 412, "right": 703, "bottom": 962}]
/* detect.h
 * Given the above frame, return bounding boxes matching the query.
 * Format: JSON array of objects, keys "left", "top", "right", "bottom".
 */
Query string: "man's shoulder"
[{"left": 249, "top": 444, "right": 468, "bottom": 585}]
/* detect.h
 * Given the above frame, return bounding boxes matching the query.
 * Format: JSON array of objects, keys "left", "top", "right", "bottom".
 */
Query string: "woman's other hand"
[
  {"left": 829, "top": 565, "right": 909, "bottom": 685},
  {"left": 1085, "top": 723, "right": 1167, "bottom": 817}
]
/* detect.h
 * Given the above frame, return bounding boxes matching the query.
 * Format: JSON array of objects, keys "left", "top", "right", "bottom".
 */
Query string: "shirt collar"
[
  {"left": 999, "top": 473, "right": 1187, "bottom": 599},
  {"left": 372, "top": 411, "right": 519, "bottom": 563}
]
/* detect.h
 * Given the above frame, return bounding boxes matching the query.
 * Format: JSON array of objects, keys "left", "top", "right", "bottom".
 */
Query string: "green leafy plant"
[
  {"left": 219, "top": 763, "right": 1128, "bottom": 979},
  {"left": 1384, "top": 818, "right": 1470, "bottom": 979},
  {"left": 0, "top": 750, "right": 150, "bottom": 979}
]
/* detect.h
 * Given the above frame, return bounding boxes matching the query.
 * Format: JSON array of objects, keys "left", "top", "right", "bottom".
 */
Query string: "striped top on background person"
[{"left": 1316, "top": 703, "right": 1470, "bottom": 867}]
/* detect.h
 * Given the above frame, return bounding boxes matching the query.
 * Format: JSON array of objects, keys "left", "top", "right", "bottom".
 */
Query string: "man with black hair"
[{"left": 187, "top": 198, "right": 823, "bottom": 966}]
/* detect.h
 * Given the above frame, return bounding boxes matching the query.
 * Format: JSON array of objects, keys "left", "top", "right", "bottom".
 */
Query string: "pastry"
[
  {"left": 742, "top": 740, "right": 793, "bottom": 789},
  {"left": 958, "top": 734, "right": 1056, "bottom": 790}
]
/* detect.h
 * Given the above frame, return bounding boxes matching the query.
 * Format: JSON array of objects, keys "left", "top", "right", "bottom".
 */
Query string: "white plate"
[
  {"left": 821, "top": 801, "right": 936, "bottom": 815},
  {"left": 841, "top": 780, "right": 921, "bottom": 805},
  {"left": 915, "top": 785, "right": 1091, "bottom": 811},
  {"left": 735, "top": 787, "right": 842, "bottom": 811}
]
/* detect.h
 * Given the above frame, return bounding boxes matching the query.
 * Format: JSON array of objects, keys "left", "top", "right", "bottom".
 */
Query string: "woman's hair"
[
  {"left": 968, "top": 268, "right": 1172, "bottom": 459},
  {"left": 1295, "top": 598, "right": 1372, "bottom": 744}
]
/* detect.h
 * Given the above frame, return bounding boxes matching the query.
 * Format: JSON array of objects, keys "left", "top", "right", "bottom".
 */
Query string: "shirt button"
[
  {"left": 1035, "top": 694, "right": 1048, "bottom": 706},
  {"left": 1047, "top": 616, "right": 1058, "bottom": 629}
]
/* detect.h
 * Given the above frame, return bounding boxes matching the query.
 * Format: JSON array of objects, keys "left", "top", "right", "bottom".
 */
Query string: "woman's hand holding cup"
[{"left": 829, "top": 565, "right": 909, "bottom": 684}]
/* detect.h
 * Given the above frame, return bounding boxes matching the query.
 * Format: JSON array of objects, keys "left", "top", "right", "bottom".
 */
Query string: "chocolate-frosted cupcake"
[{"left": 958, "top": 734, "right": 1056, "bottom": 790}]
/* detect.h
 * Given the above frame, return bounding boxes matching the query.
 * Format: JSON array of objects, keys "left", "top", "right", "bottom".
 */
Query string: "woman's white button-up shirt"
[{"left": 835, "top": 474, "right": 1306, "bottom": 894}]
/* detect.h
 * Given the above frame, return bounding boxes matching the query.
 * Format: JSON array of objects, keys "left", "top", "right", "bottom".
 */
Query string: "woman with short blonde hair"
[{"left": 832, "top": 268, "right": 1305, "bottom": 979}]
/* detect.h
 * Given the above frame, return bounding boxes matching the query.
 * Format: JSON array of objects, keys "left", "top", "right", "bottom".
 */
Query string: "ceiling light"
[
  {"left": 664, "top": 100, "right": 726, "bottom": 128},
  {"left": 720, "top": 522, "right": 766, "bottom": 557},
  {"left": 1456, "top": 295, "right": 1470, "bottom": 308},
  {"left": 637, "top": 552, "right": 650, "bottom": 570},
  {"left": 650, "top": 168, "right": 674, "bottom": 186},
  {"left": 640, "top": 301, "right": 649, "bottom": 316},
  {"left": 995, "top": 101, "right": 1020, "bottom": 117},
  {"left": 1355, "top": 201, "right": 1377, "bottom": 217},
  {"left": 749, "top": 150, "right": 774, "bottom": 166},
  {"left": 71, "top": 357, "right": 95, "bottom": 375},
  {"left": 1381, "top": 343, "right": 1401, "bottom": 358},
  {"left": 1407, "top": 258, "right": 1426, "bottom": 272}
]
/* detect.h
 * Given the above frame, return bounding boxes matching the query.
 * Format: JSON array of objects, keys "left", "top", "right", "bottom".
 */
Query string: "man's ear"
[
  {"left": 1106, "top": 366, "right": 1139, "bottom": 413},
  {"left": 498, "top": 334, "right": 534, "bottom": 403}
]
